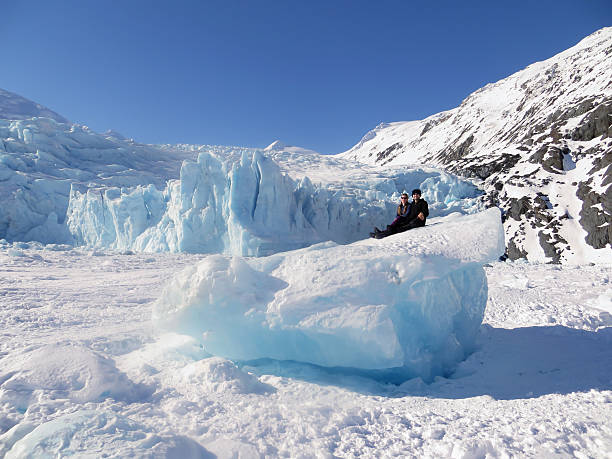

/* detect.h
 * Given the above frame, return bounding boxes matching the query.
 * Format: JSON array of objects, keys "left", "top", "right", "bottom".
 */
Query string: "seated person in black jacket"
[{"left": 370, "top": 189, "right": 429, "bottom": 239}]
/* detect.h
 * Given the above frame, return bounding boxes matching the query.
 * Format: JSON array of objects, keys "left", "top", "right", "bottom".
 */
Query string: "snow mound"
[
  {"left": 4, "top": 410, "right": 212, "bottom": 459},
  {"left": 179, "top": 357, "right": 274, "bottom": 394},
  {"left": 153, "top": 208, "right": 504, "bottom": 381},
  {"left": 0, "top": 344, "right": 151, "bottom": 404}
]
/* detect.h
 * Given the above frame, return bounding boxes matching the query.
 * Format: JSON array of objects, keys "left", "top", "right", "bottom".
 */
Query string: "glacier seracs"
[
  {"left": 0, "top": 114, "right": 484, "bottom": 255},
  {"left": 66, "top": 149, "right": 484, "bottom": 256},
  {"left": 153, "top": 208, "right": 505, "bottom": 382}
]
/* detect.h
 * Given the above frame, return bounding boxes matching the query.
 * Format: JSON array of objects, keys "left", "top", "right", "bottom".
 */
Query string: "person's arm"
[{"left": 417, "top": 201, "right": 429, "bottom": 220}]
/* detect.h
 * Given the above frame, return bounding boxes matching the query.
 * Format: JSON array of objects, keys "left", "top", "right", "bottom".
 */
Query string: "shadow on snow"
[{"left": 239, "top": 325, "right": 612, "bottom": 400}]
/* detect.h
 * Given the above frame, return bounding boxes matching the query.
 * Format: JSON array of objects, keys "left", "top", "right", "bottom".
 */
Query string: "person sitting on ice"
[{"left": 370, "top": 189, "right": 429, "bottom": 239}]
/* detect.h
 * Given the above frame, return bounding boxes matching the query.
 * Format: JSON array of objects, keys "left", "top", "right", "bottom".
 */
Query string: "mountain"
[
  {"left": 340, "top": 27, "right": 612, "bottom": 264},
  {"left": 0, "top": 88, "right": 70, "bottom": 124}
]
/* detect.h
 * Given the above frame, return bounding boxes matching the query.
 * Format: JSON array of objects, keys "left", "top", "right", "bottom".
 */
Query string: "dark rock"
[
  {"left": 506, "top": 197, "right": 532, "bottom": 221},
  {"left": 538, "top": 231, "right": 562, "bottom": 263},
  {"left": 528, "top": 145, "right": 565, "bottom": 173},
  {"left": 577, "top": 182, "right": 612, "bottom": 249},
  {"left": 571, "top": 99, "right": 612, "bottom": 141},
  {"left": 460, "top": 153, "right": 521, "bottom": 180},
  {"left": 506, "top": 237, "right": 528, "bottom": 260},
  {"left": 419, "top": 113, "right": 452, "bottom": 137},
  {"left": 439, "top": 134, "right": 475, "bottom": 164},
  {"left": 375, "top": 142, "right": 403, "bottom": 163}
]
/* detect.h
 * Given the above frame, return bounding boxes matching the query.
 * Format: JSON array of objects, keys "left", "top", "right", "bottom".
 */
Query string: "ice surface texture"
[
  {"left": 153, "top": 208, "right": 505, "bottom": 381},
  {"left": 0, "top": 117, "right": 191, "bottom": 245}
]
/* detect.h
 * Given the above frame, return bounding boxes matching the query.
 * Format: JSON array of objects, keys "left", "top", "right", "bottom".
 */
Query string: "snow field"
[
  {"left": 0, "top": 240, "right": 610, "bottom": 457},
  {"left": 152, "top": 209, "right": 504, "bottom": 379}
]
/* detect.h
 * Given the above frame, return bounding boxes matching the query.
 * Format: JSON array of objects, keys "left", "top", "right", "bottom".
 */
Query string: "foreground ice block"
[{"left": 153, "top": 208, "right": 505, "bottom": 381}]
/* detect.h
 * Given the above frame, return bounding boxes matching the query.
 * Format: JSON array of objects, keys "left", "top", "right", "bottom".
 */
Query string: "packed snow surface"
[
  {"left": 153, "top": 209, "right": 504, "bottom": 379},
  {"left": 0, "top": 241, "right": 610, "bottom": 457}
]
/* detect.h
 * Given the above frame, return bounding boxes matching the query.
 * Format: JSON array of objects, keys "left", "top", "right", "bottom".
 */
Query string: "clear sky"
[{"left": 1, "top": 1, "right": 610, "bottom": 154}]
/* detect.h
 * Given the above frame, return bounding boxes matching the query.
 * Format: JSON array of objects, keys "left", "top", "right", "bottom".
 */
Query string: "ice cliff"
[
  {"left": 1, "top": 115, "right": 483, "bottom": 255},
  {"left": 67, "top": 150, "right": 483, "bottom": 256}
]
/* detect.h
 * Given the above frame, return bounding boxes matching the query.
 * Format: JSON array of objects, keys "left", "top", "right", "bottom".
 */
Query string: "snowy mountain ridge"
[
  {"left": 340, "top": 27, "right": 612, "bottom": 264},
  {"left": 0, "top": 88, "right": 69, "bottom": 124}
]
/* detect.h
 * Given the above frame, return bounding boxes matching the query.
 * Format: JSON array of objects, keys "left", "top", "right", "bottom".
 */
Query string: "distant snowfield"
[{"left": 1, "top": 238, "right": 610, "bottom": 457}]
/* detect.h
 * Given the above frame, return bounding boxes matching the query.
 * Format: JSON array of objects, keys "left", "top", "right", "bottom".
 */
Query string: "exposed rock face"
[{"left": 340, "top": 28, "right": 612, "bottom": 264}]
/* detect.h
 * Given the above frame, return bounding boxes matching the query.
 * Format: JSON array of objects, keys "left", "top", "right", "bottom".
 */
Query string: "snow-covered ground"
[{"left": 1, "top": 239, "right": 610, "bottom": 458}]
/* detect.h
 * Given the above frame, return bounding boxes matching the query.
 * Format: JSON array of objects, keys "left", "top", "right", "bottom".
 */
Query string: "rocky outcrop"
[{"left": 571, "top": 100, "right": 612, "bottom": 141}]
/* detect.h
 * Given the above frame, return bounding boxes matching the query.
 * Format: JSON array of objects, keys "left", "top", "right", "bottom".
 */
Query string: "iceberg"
[{"left": 153, "top": 208, "right": 505, "bottom": 381}]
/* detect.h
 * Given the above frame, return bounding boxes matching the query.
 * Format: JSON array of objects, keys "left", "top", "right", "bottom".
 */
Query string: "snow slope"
[
  {"left": 340, "top": 27, "right": 612, "bottom": 265},
  {"left": 0, "top": 88, "right": 69, "bottom": 124}
]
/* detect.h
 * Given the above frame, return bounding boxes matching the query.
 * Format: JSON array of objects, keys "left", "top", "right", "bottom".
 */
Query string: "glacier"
[
  {"left": 153, "top": 208, "right": 505, "bottom": 382},
  {"left": 1, "top": 116, "right": 484, "bottom": 256},
  {"left": 66, "top": 150, "right": 483, "bottom": 256}
]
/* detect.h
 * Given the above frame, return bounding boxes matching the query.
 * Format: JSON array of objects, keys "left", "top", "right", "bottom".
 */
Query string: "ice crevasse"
[{"left": 153, "top": 208, "right": 505, "bottom": 382}]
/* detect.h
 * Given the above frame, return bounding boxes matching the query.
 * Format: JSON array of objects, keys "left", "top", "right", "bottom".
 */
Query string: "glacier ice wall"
[
  {"left": 1, "top": 117, "right": 484, "bottom": 255},
  {"left": 66, "top": 150, "right": 484, "bottom": 256},
  {"left": 0, "top": 117, "right": 193, "bottom": 245},
  {"left": 153, "top": 208, "right": 505, "bottom": 381}
]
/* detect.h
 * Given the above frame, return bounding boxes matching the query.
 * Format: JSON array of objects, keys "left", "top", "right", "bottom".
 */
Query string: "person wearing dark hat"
[{"left": 370, "top": 189, "right": 429, "bottom": 239}]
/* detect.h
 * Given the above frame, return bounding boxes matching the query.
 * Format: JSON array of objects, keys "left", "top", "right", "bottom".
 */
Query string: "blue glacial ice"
[
  {"left": 65, "top": 150, "right": 485, "bottom": 256},
  {"left": 153, "top": 208, "right": 505, "bottom": 382},
  {"left": 1, "top": 115, "right": 485, "bottom": 255}
]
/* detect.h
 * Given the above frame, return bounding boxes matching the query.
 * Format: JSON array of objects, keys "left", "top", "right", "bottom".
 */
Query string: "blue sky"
[{"left": 1, "top": 1, "right": 610, "bottom": 154}]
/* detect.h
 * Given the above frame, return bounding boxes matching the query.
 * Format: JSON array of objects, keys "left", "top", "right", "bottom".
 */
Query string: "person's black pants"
[{"left": 380, "top": 218, "right": 424, "bottom": 238}]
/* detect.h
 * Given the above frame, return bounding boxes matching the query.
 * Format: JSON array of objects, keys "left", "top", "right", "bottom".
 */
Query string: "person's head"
[
  {"left": 411, "top": 189, "right": 422, "bottom": 201},
  {"left": 400, "top": 193, "right": 409, "bottom": 204}
]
